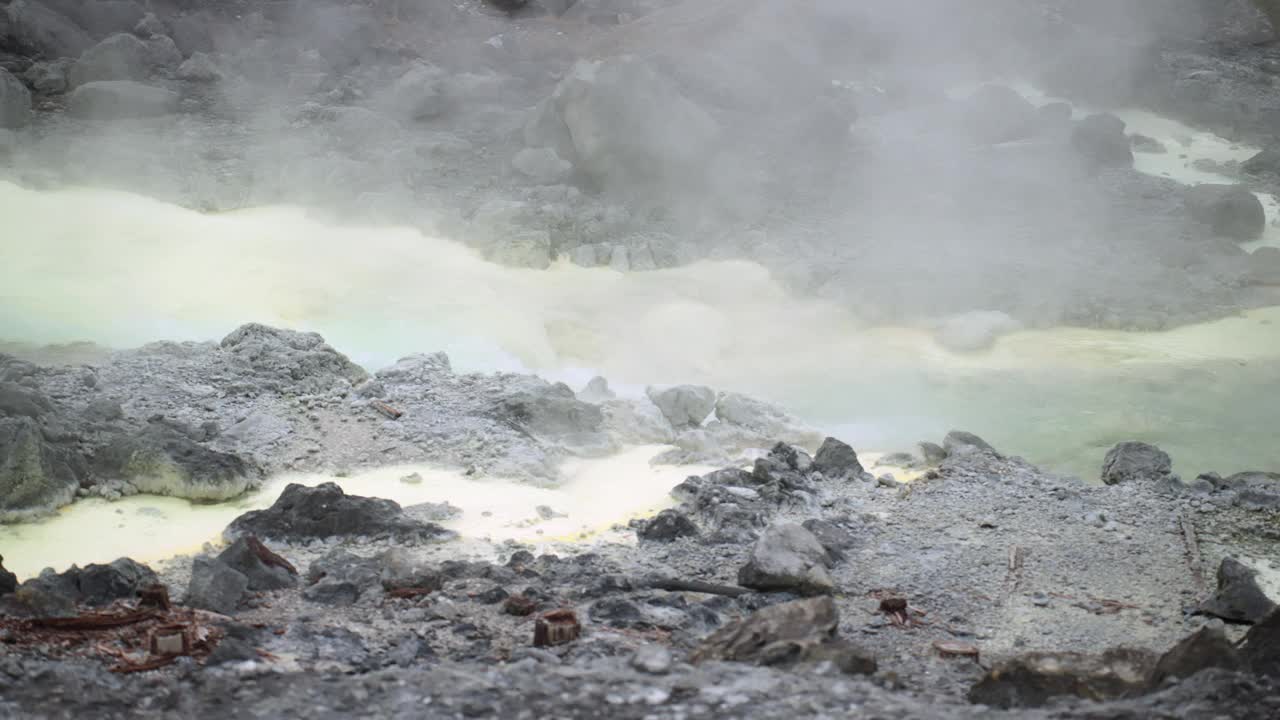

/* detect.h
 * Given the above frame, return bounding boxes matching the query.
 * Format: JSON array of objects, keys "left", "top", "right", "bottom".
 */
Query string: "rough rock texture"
[
  {"left": 692, "top": 596, "right": 874, "bottom": 675},
  {"left": 68, "top": 33, "right": 151, "bottom": 87},
  {"left": 646, "top": 385, "right": 716, "bottom": 429},
  {"left": 1198, "top": 557, "right": 1277, "bottom": 623},
  {"left": 4, "top": 558, "right": 157, "bottom": 616},
  {"left": 0, "top": 67, "right": 31, "bottom": 128},
  {"left": 1242, "top": 608, "right": 1280, "bottom": 677},
  {"left": 185, "top": 556, "right": 248, "bottom": 615},
  {"left": 1183, "top": 184, "right": 1267, "bottom": 241},
  {"left": 1101, "top": 441, "right": 1174, "bottom": 485},
  {"left": 811, "top": 437, "right": 864, "bottom": 479},
  {"left": 224, "top": 482, "right": 455, "bottom": 544},
  {"left": 215, "top": 537, "right": 298, "bottom": 591},
  {"left": 968, "top": 648, "right": 1157, "bottom": 708},
  {"left": 636, "top": 509, "right": 699, "bottom": 543},
  {"left": 943, "top": 431, "right": 999, "bottom": 458},
  {"left": 737, "top": 522, "right": 834, "bottom": 595},
  {"left": 93, "top": 419, "right": 257, "bottom": 501}
]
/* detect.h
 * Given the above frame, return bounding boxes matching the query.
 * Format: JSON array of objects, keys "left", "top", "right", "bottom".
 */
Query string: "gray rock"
[
  {"left": 0, "top": 69, "right": 32, "bottom": 129},
  {"left": 737, "top": 522, "right": 834, "bottom": 595},
  {"left": 811, "top": 437, "right": 863, "bottom": 480},
  {"left": 568, "top": 244, "right": 603, "bottom": 267},
  {"left": 637, "top": 509, "right": 699, "bottom": 542},
  {"left": 142, "top": 34, "right": 181, "bottom": 69},
  {"left": 6, "top": 1, "right": 94, "bottom": 59},
  {"left": 1100, "top": 441, "right": 1172, "bottom": 485},
  {"left": 69, "top": 33, "right": 150, "bottom": 86},
  {"left": 1242, "top": 607, "right": 1280, "bottom": 677},
  {"left": 944, "top": 431, "right": 999, "bottom": 458},
  {"left": 714, "top": 392, "right": 810, "bottom": 440},
  {"left": 1183, "top": 184, "right": 1266, "bottom": 241},
  {"left": 225, "top": 482, "right": 455, "bottom": 544},
  {"left": 1242, "top": 146, "right": 1280, "bottom": 178},
  {"left": 801, "top": 518, "right": 856, "bottom": 564},
  {"left": 0, "top": 555, "right": 15, "bottom": 595},
  {"left": 513, "top": 147, "right": 572, "bottom": 184},
  {"left": 1071, "top": 113, "right": 1133, "bottom": 167},
  {"left": 168, "top": 12, "right": 215, "bottom": 55},
  {"left": 219, "top": 323, "right": 368, "bottom": 394},
  {"left": 1198, "top": 557, "right": 1277, "bottom": 624},
  {"left": 691, "top": 595, "right": 873, "bottom": 673},
  {"left": 216, "top": 537, "right": 298, "bottom": 592},
  {"left": 21, "top": 59, "right": 69, "bottom": 94},
  {"left": 576, "top": 376, "right": 614, "bottom": 403},
  {"left": 968, "top": 648, "right": 1157, "bottom": 709},
  {"left": 75, "top": 558, "right": 157, "bottom": 606},
  {"left": 919, "top": 441, "right": 947, "bottom": 465},
  {"left": 67, "top": 80, "right": 179, "bottom": 119},
  {"left": 495, "top": 378, "right": 609, "bottom": 448},
  {"left": 93, "top": 420, "right": 257, "bottom": 501},
  {"left": 132, "top": 12, "right": 165, "bottom": 38},
  {"left": 304, "top": 549, "right": 382, "bottom": 606},
  {"left": 646, "top": 385, "right": 716, "bottom": 428},
  {"left": 608, "top": 245, "right": 630, "bottom": 271},
  {"left": 0, "top": 416, "right": 81, "bottom": 522},
  {"left": 176, "top": 52, "right": 220, "bottom": 82},
  {"left": 185, "top": 557, "right": 248, "bottom": 615},
  {"left": 1149, "top": 625, "right": 1243, "bottom": 685},
  {"left": 49, "top": 0, "right": 144, "bottom": 38}
]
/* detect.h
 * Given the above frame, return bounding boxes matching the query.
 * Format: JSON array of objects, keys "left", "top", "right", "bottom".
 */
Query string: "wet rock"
[
  {"left": 494, "top": 379, "right": 608, "bottom": 448},
  {"left": 737, "top": 522, "right": 834, "bottom": 595},
  {"left": 968, "top": 648, "right": 1157, "bottom": 709},
  {"left": 67, "top": 80, "right": 178, "bottom": 119},
  {"left": 6, "top": 1, "right": 94, "bottom": 60},
  {"left": 646, "top": 385, "right": 716, "bottom": 428},
  {"left": 1071, "top": 113, "right": 1133, "bottom": 167},
  {"left": 962, "top": 84, "right": 1038, "bottom": 144},
  {"left": 811, "top": 437, "right": 863, "bottom": 480},
  {"left": 512, "top": 147, "right": 572, "bottom": 184},
  {"left": 216, "top": 537, "right": 298, "bottom": 592},
  {"left": 637, "top": 509, "right": 699, "bottom": 542},
  {"left": 186, "top": 557, "right": 248, "bottom": 615},
  {"left": 1183, "top": 184, "right": 1266, "bottom": 241},
  {"left": 219, "top": 324, "right": 368, "bottom": 394},
  {"left": 691, "top": 596, "right": 872, "bottom": 673},
  {"left": 75, "top": 558, "right": 156, "bottom": 606},
  {"left": 1242, "top": 146, "right": 1280, "bottom": 178},
  {"left": 0, "top": 68, "right": 31, "bottom": 129},
  {"left": 1101, "top": 441, "right": 1172, "bottom": 485},
  {"left": 1197, "top": 557, "right": 1277, "bottom": 623},
  {"left": 377, "top": 61, "right": 448, "bottom": 122},
  {"left": 933, "top": 310, "right": 1020, "bottom": 353},
  {"left": 93, "top": 420, "right": 256, "bottom": 501},
  {"left": 0, "top": 416, "right": 82, "bottom": 522},
  {"left": 1241, "top": 607, "right": 1280, "bottom": 677},
  {"left": 226, "top": 482, "right": 455, "bottom": 544},
  {"left": 943, "top": 431, "right": 999, "bottom": 458},
  {"left": 21, "top": 59, "right": 70, "bottom": 94},
  {"left": 68, "top": 33, "right": 150, "bottom": 86},
  {"left": 0, "top": 555, "right": 15, "bottom": 595},
  {"left": 1149, "top": 625, "right": 1243, "bottom": 684}
]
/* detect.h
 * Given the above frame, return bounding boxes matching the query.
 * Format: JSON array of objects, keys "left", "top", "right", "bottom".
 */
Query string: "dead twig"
[
  {"left": 1178, "top": 512, "right": 1207, "bottom": 593},
  {"left": 644, "top": 577, "right": 751, "bottom": 598},
  {"left": 371, "top": 401, "right": 403, "bottom": 420}
]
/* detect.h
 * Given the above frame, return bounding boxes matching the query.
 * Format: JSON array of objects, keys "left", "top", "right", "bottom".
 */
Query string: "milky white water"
[{"left": 2, "top": 94, "right": 1280, "bottom": 575}]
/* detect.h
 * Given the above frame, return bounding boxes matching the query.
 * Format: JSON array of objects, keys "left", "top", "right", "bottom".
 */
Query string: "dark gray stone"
[
  {"left": 1198, "top": 557, "right": 1277, "bottom": 624},
  {"left": 1100, "top": 441, "right": 1172, "bottom": 485},
  {"left": 800, "top": 518, "right": 856, "bottom": 564},
  {"left": 186, "top": 557, "right": 248, "bottom": 615},
  {"left": 1183, "top": 184, "right": 1266, "bottom": 241},
  {"left": 691, "top": 596, "right": 873, "bottom": 674},
  {"left": 1149, "top": 625, "right": 1243, "bottom": 684},
  {"left": 226, "top": 482, "right": 455, "bottom": 544},
  {"left": 75, "top": 558, "right": 157, "bottom": 606},
  {"left": 1241, "top": 607, "right": 1280, "bottom": 677},
  {"left": 93, "top": 419, "right": 257, "bottom": 501},
  {"left": 0, "top": 67, "right": 31, "bottom": 128},
  {"left": 1242, "top": 146, "right": 1280, "bottom": 178},
  {"left": 0, "top": 416, "right": 82, "bottom": 521},
  {"left": 0, "top": 555, "right": 15, "bottom": 595},
  {"left": 304, "top": 549, "right": 382, "bottom": 606},
  {"left": 811, "top": 437, "right": 863, "bottom": 479},
  {"left": 216, "top": 537, "right": 297, "bottom": 591},
  {"left": 637, "top": 509, "right": 699, "bottom": 542},
  {"left": 647, "top": 385, "right": 716, "bottom": 428}
]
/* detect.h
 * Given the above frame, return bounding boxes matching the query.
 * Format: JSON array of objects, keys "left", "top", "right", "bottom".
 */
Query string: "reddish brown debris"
[
  {"left": 386, "top": 587, "right": 434, "bottom": 599},
  {"left": 878, "top": 598, "right": 907, "bottom": 614},
  {"left": 246, "top": 535, "right": 298, "bottom": 576},
  {"left": 503, "top": 594, "right": 538, "bottom": 617},
  {"left": 371, "top": 401, "right": 403, "bottom": 419},
  {"left": 934, "top": 640, "right": 981, "bottom": 661},
  {"left": 32, "top": 608, "right": 158, "bottom": 630},
  {"left": 533, "top": 609, "right": 580, "bottom": 647},
  {"left": 138, "top": 584, "right": 172, "bottom": 611}
]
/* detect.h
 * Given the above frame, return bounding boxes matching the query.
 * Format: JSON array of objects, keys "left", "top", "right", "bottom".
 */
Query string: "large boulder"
[
  {"left": 219, "top": 324, "right": 368, "bottom": 395},
  {"left": 93, "top": 420, "right": 258, "bottom": 501},
  {"left": 1100, "top": 441, "right": 1172, "bottom": 485},
  {"left": 5, "top": 1, "right": 94, "bottom": 59},
  {"left": 811, "top": 437, "right": 864, "bottom": 480},
  {"left": 526, "top": 57, "right": 723, "bottom": 210},
  {"left": 1183, "top": 184, "right": 1267, "bottom": 241},
  {"left": 737, "top": 522, "right": 834, "bottom": 595},
  {"left": 493, "top": 378, "right": 610, "bottom": 450},
  {"left": 646, "top": 385, "right": 716, "bottom": 428},
  {"left": 186, "top": 556, "right": 248, "bottom": 615},
  {"left": 1149, "top": 625, "right": 1243, "bottom": 685},
  {"left": 69, "top": 33, "right": 150, "bottom": 87},
  {"left": 0, "top": 416, "right": 82, "bottom": 522},
  {"left": 1242, "top": 607, "right": 1280, "bottom": 677},
  {"left": 8, "top": 558, "right": 158, "bottom": 614},
  {"left": 1242, "top": 146, "right": 1280, "bottom": 178},
  {"left": 1197, "top": 557, "right": 1277, "bottom": 624},
  {"left": 67, "top": 80, "right": 178, "bottom": 119},
  {"left": 225, "top": 482, "right": 455, "bottom": 544},
  {"left": 215, "top": 536, "right": 298, "bottom": 591},
  {"left": 0, "top": 68, "right": 31, "bottom": 128}
]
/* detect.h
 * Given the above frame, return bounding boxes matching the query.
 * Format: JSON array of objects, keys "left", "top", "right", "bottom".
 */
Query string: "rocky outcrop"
[
  {"left": 1198, "top": 557, "right": 1277, "bottom": 623},
  {"left": 646, "top": 385, "right": 715, "bottom": 429},
  {"left": 1101, "top": 441, "right": 1173, "bottom": 485},
  {"left": 67, "top": 80, "right": 178, "bottom": 119},
  {"left": 811, "top": 437, "right": 863, "bottom": 480},
  {"left": 1183, "top": 184, "right": 1267, "bottom": 241},
  {"left": 0, "top": 415, "right": 82, "bottom": 522},
  {"left": 0, "top": 67, "right": 31, "bottom": 128},
  {"left": 93, "top": 420, "right": 257, "bottom": 501},
  {"left": 943, "top": 431, "right": 1000, "bottom": 459},
  {"left": 4, "top": 558, "right": 157, "bottom": 616},
  {"left": 636, "top": 509, "right": 699, "bottom": 543},
  {"left": 224, "top": 482, "right": 455, "bottom": 544}
]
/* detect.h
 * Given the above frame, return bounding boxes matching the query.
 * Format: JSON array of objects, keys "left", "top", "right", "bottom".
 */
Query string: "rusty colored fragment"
[
  {"left": 149, "top": 624, "right": 192, "bottom": 656},
  {"left": 386, "top": 587, "right": 433, "bottom": 599},
  {"left": 138, "top": 584, "right": 172, "bottom": 611},
  {"left": 934, "top": 640, "right": 981, "bottom": 661},
  {"left": 533, "top": 609, "right": 580, "bottom": 647},
  {"left": 33, "top": 608, "right": 158, "bottom": 630},
  {"left": 246, "top": 536, "right": 298, "bottom": 576},
  {"left": 503, "top": 594, "right": 537, "bottom": 617},
  {"left": 879, "top": 598, "right": 907, "bottom": 613},
  {"left": 371, "top": 401, "right": 403, "bottom": 419},
  {"left": 111, "top": 655, "right": 180, "bottom": 674}
]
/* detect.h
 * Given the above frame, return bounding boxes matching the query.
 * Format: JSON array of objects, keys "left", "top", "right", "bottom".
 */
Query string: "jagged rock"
[
  {"left": 1198, "top": 557, "right": 1277, "bottom": 624},
  {"left": 944, "top": 431, "right": 999, "bottom": 458},
  {"left": 1071, "top": 113, "right": 1133, "bottom": 167},
  {"left": 216, "top": 537, "right": 297, "bottom": 591},
  {"left": 933, "top": 311, "right": 1020, "bottom": 352},
  {"left": 713, "top": 393, "right": 815, "bottom": 443},
  {"left": 176, "top": 52, "right": 220, "bottom": 82},
  {"left": 637, "top": 509, "right": 699, "bottom": 542},
  {"left": 812, "top": 437, "right": 863, "bottom": 479},
  {"left": 692, "top": 596, "right": 873, "bottom": 673},
  {"left": 186, "top": 557, "right": 248, "bottom": 615},
  {"left": 647, "top": 385, "right": 716, "bottom": 428},
  {"left": 0, "top": 68, "right": 32, "bottom": 128},
  {"left": 1241, "top": 607, "right": 1280, "bottom": 677},
  {"left": 512, "top": 147, "right": 572, "bottom": 184},
  {"left": 1242, "top": 146, "right": 1280, "bottom": 178},
  {"left": 962, "top": 84, "right": 1037, "bottom": 144},
  {"left": 93, "top": 420, "right": 257, "bottom": 501},
  {"left": 0, "top": 555, "right": 16, "bottom": 595},
  {"left": 968, "top": 648, "right": 1157, "bottom": 709},
  {"left": 0, "top": 416, "right": 82, "bottom": 522},
  {"left": 738, "top": 522, "right": 834, "bottom": 595},
  {"left": 1220, "top": 470, "right": 1280, "bottom": 509},
  {"left": 225, "top": 482, "right": 455, "bottom": 544},
  {"left": 75, "top": 558, "right": 156, "bottom": 606},
  {"left": 67, "top": 80, "right": 178, "bottom": 119},
  {"left": 219, "top": 323, "right": 368, "bottom": 394},
  {"left": 1100, "top": 441, "right": 1172, "bottom": 485},
  {"left": 1183, "top": 184, "right": 1266, "bottom": 241},
  {"left": 5, "top": 1, "right": 94, "bottom": 59},
  {"left": 304, "top": 549, "right": 382, "bottom": 606},
  {"left": 1149, "top": 625, "right": 1243, "bottom": 684}
]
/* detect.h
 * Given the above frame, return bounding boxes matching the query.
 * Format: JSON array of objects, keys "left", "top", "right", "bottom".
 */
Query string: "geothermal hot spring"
[{"left": 2, "top": 94, "right": 1279, "bottom": 580}]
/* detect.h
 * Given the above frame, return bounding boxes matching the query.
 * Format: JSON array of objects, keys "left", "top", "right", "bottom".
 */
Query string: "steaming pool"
[{"left": 2, "top": 97, "right": 1279, "bottom": 578}]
